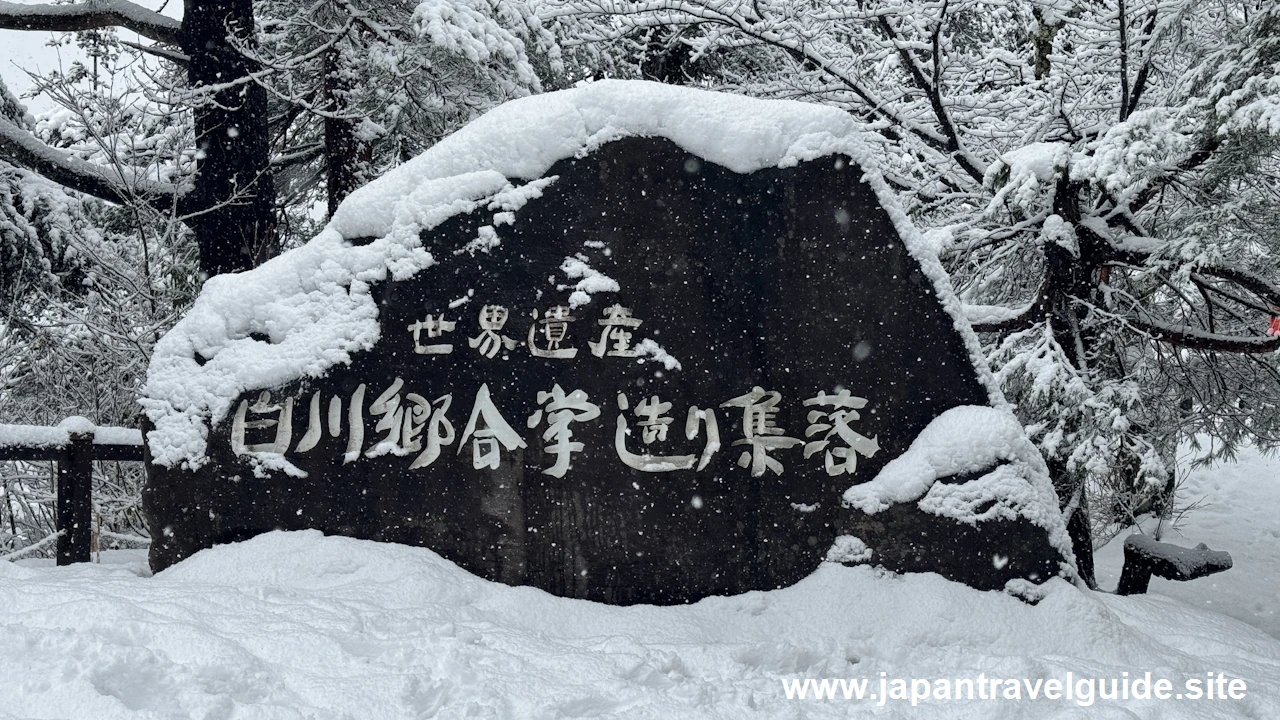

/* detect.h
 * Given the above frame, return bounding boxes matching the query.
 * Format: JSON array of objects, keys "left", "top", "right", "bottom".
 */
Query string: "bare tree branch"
[
  {"left": 0, "top": 113, "right": 186, "bottom": 211},
  {"left": 0, "top": 0, "right": 181, "bottom": 46},
  {"left": 120, "top": 39, "right": 189, "bottom": 65},
  {"left": 1126, "top": 317, "right": 1280, "bottom": 353},
  {"left": 876, "top": 5, "right": 987, "bottom": 183}
]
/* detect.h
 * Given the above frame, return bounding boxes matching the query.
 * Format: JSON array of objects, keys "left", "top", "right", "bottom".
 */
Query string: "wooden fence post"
[
  {"left": 56, "top": 429, "right": 94, "bottom": 565},
  {"left": 3, "top": 420, "right": 141, "bottom": 564}
]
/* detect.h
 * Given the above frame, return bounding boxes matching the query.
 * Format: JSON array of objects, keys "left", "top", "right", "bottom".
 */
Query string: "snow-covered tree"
[
  {"left": 249, "top": 0, "right": 561, "bottom": 221},
  {"left": 1, "top": 77, "right": 188, "bottom": 552},
  {"left": 0, "top": 0, "right": 564, "bottom": 267},
  {"left": 0, "top": 0, "right": 276, "bottom": 277}
]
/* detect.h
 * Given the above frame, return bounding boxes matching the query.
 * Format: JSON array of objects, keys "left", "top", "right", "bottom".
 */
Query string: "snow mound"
[
  {"left": 825, "top": 535, "right": 872, "bottom": 563},
  {"left": 985, "top": 141, "right": 1070, "bottom": 213},
  {"left": 142, "top": 79, "right": 1004, "bottom": 468},
  {"left": 2, "top": 530, "right": 1278, "bottom": 718},
  {"left": 845, "top": 406, "right": 1071, "bottom": 558}
]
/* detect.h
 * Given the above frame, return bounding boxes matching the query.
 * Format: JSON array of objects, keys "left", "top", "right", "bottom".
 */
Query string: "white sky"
[{"left": 1, "top": 0, "right": 182, "bottom": 114}]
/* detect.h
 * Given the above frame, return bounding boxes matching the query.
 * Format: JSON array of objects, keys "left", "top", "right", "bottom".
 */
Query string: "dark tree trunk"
[
  {"left": 1064, "top": 475, "right": 1097, "bottom": 589},
  {"left": 323, "top": 46, "right": 371, "bottom": 217},
  {"left": 1042, "top": 176, "right": 1107, "bottom": 589},
  {"left": 181, "top": 0, "right": 277, "bottom": 277},
  {"left": 1031, "top": 9, "right": 1059, "bottom": 81}
]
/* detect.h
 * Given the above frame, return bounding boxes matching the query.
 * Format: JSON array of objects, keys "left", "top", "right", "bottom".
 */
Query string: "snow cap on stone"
[{"left": 142, "top": 80, "right": 1004, "bottom": 469}]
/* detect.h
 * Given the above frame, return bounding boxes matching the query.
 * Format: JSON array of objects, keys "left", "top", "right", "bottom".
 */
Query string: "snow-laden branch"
[
  {"left": 1105, "top": 248, "right": 1280, "bottom": 309},
  {"left": 968, "top": 240, "right": 1280, "bottom": 347},
  {"left": 554, "top": 0, "right": 956, "bottom": 156},
  {"left": 0, "top": 531, "right": 62, "bottom": 562},
  {"left": 1125, "top": 141, "right": 1218, "bottom": 214},
  {"left": 120, "top": 39, "right": 190, "bottom": 65},
  {"left": 1079, "top": 276, "right": 1280, "bottom": 354},
  {"left": 875, "top": 8, "right": 987, "bottom": 183},
  {"left": 1123, "top": 316, "right": 1280, "bottom": 354},
  {"left": 0, "top": 0, "right": 181, "bottom": 46},
  {"left": 0, "top": 113, "right": 186, "bottom": 211},
  {"left": 968, "top": 301, "right": 1042, "bottom": 333}
]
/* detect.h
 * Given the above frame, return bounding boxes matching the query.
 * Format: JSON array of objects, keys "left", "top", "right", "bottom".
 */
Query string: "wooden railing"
[{"left": 0, "top": 419, "right": 144, "bottom": 565}]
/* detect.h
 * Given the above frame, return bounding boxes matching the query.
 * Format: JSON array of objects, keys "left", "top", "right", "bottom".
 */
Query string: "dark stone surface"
[
  {"left": 837, "top": 463, "right": 1066, "bottom": 591},
  {"left": 1116, "top": 535, "right": 1232, "bottom": 595},
  {"left": 145, "top": 136, "right": 1066, "bottom": 602}
]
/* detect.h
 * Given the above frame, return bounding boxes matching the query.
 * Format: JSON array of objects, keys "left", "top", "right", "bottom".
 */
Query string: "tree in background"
[
  {"left": 0, "top": 0, "right": 564, "bottom": 263},
  {"left": 251, "top": 0, "right": 560, "bottom": 221},
  {"left": 0, "top": 0, "right": 273, "bottom": 277},
  {"left": 0, "top": 0, "right": 560, "bottom": 555},
  {"left": 0, "top": 75, "right": 184, "bottom": 549},
  {"left": 548, "top": 0, "right": 1280, "bottom": 585}
]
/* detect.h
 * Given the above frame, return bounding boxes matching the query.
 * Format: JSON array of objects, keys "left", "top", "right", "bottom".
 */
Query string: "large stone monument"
[{"left": 142, "top": 81, "right": 1073, "bottom": 603}]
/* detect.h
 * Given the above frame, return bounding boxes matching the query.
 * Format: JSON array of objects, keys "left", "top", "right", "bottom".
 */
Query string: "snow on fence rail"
[{"left": 0, "top": 417, "right": 144, "bottom": 565}]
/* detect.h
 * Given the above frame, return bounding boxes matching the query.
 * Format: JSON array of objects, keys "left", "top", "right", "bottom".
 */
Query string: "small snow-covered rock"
[{"left": 825, "top": 535, "right": 873, "bottom": 564}]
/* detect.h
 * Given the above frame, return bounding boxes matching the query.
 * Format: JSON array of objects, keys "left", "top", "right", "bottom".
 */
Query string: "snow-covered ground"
[{"left": 3, "top": 448, "right": 1279, "bottom": 719}]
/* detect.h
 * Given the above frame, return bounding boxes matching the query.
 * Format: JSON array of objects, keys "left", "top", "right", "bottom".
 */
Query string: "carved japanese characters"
[{"left": 229, "top": 368, "right": 871, "bottom": 481}]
